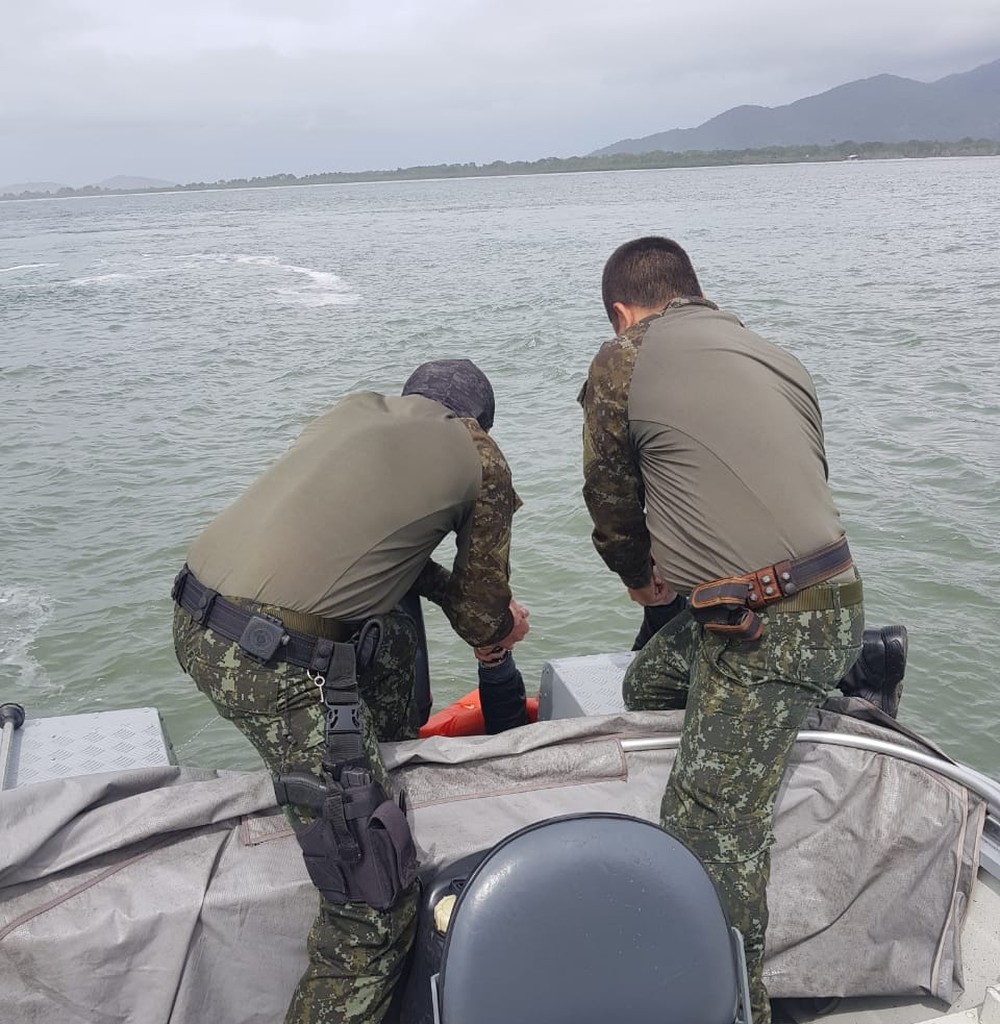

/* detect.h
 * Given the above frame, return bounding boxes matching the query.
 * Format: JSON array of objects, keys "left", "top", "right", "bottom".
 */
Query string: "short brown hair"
[{"left": 601, "top": 236, "right": 702, "bottom": 325}]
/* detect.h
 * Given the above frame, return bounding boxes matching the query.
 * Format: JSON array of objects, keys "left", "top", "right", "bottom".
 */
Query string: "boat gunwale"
[{"left": 620, "top": 730, "right": 1000, "bottom": 881}]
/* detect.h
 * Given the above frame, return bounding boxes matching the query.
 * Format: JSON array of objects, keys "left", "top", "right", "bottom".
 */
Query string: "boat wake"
[
  {"left": 0, "top": 263, "right": 58, "bottom": 274},
  {"left": 58, "top": 253, "right": 358, "bottom": 306},
  {"left": 68, "top": 272, "right": 138, "bottom": 286},
  {"left": 0, "top": 584, "right": 54, "bottom": 692},
  {"left": 235, "top": 255, "right": 359, "bottom": 307}
]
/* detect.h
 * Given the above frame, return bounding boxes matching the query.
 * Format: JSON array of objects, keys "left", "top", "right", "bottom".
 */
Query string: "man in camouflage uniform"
[
  {"left": 579, "top": 238, "right": 864, "bottom": 1024},
  {"left": 173, "top": 358, "right": 529, "bottom": 1024}
]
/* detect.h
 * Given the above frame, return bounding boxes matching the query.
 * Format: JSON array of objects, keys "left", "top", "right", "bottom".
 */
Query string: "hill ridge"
[{"left": 592, "top": 58, "right": 1000, "bottom": 156}]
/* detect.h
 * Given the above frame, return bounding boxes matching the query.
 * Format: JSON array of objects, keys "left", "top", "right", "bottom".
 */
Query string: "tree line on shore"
[{"left": 4, "top": 138, "right": 999, "bottom": 200}]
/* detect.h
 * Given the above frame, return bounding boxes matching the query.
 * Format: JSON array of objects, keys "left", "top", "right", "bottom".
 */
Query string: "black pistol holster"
[{"left": 272, "top": 637, "right": 417, "bottom": 911}]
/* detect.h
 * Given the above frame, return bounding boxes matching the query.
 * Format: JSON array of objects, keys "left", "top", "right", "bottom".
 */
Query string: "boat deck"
[{"left": 3, "top": 654, "right": 999, "bottom": 1024}]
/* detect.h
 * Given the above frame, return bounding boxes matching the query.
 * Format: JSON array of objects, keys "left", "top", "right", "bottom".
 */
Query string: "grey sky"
[{"left": 2, "top": 0, "right": 999, "bottom": 185}]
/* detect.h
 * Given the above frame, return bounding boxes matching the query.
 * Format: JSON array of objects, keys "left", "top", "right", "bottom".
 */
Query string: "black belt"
[{"left": 172, "top": 566, "right": 345, "bottom": 675}]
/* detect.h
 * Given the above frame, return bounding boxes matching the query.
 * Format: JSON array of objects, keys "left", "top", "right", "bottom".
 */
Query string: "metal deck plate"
[
  {"left": 6, "top": 707, "right": 175, "bottom": 789},
  {"left": 538, "top": 652, "right": 633, "bottom": 720}
]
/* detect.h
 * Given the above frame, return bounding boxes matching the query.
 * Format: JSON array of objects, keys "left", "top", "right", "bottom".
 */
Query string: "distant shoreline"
[{"left": 4, "top": 138, "right": 999, "bottom": 202}]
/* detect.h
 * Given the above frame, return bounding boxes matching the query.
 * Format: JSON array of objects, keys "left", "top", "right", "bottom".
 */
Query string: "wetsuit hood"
[{"left": 401, "top": 359, "right": 496, "bottom": 432}]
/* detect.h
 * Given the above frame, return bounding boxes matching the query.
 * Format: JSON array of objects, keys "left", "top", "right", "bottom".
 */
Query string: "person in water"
[
  {"left": 578, "top": 237, "right": 865, "bottom": 1024},
  {"left": 172, "top": 358, "right": 529, "bottom": 1024}
]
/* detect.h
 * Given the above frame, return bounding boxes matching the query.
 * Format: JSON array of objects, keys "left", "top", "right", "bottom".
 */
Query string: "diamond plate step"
[{"left": 5, "top": 707, "right": 175, "bottom": 789}]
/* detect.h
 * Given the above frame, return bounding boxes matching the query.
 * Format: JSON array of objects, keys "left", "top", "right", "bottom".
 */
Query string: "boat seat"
[{"left": 431, "top": 812, "right": 752, "bottom": 1024}]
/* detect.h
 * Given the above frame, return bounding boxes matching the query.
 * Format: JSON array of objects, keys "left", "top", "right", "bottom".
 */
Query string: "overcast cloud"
[{"left": 2, "top": 0, "right": 999, "bottom": 185}]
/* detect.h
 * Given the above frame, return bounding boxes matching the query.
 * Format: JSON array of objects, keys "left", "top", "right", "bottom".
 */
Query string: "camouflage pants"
[
  {"left": 172, "top": 603, "right": 421, "bottom": 1024},
  {"left": 623, "top": 583, "right": 864, "bottom": 1024}
]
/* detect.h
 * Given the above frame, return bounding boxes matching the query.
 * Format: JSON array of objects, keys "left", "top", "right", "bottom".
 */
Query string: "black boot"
[{"left": 837, "top": 625, "right": 908, "bottom": 718}]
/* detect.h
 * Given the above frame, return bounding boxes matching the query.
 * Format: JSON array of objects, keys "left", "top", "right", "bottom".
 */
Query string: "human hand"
[
  {"left": 473, "top": 599, "right": 530, "bottom": 663},
  {"left": 502, "top": 598, "right": 530, "bottom": 647},
  {"left": 627, "top": 570, "right": 677, "bottom": 607}
]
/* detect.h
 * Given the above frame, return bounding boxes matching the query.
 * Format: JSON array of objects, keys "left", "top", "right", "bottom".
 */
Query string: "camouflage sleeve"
[
  {"left": 412, "top": 559, "right": 451, "bottom": 605},
  {"left": 430, "top": 421, "right": 520, "bottom": 647},
  {"left": 579, "top": 327, "right": 653, "bottom": 589}
]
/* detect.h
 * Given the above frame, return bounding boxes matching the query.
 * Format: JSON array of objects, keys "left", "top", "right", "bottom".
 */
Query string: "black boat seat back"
[{"left": 432, "top": 812, "right": 752, "bottom": 1024}]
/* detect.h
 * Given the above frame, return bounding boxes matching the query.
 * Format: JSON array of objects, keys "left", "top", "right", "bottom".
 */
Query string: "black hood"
[{"left": 401, "top": 359, "right": 496, "bottom": 432}]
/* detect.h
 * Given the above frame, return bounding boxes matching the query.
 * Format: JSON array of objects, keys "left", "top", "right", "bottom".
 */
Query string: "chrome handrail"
[{"left": 620, "top": 731, "right": 1000, "bottom": 818}]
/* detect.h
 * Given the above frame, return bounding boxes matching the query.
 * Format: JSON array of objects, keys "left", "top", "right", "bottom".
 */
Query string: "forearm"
[
  {"left": 478, "top": 652, "right": 529, "bottom": 734},
  {"left": 580, "top": 332, "right": 652, "bottom": 589},
  {"left": 441, "top": 420, "right": 519, "bottom": 647},
  {"left": 413, "top": 559, "right": 451, "bottom": 606},
  {"left": 414, "top": 557, "right": 513, "bottom": 644},
  {"left": 441, "top": 582, "right": 514, "bottom": 647},
  {"left": 583, "top": 483, "right": 653, "bottom": 588}
]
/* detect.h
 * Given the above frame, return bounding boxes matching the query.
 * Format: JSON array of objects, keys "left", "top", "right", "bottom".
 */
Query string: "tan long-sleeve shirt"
[
  {"left": 580, "top": 299, "right": 845, "bottom": 594},
  {"left": 187, "top": 392, "right": 517, "bottom": 646}
]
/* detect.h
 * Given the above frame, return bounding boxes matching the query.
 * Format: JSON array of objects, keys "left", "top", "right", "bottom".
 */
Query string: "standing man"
[
  {"left": 172, "top": 358, "right": 529, "bottom": 1024},
  {"left": 579, "top": 237, "right": 864, "bottom": 1024}
]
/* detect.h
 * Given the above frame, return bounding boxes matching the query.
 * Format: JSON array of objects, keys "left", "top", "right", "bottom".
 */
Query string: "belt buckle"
[
  {"left": 748, "top": 561, "right": 797, "bottom": 607},
  {"left": 238, "top": 614, "right": 289, "bottom": 663},
  {"left": 748, "top": 565, "right": 778, "bottom": 608}
]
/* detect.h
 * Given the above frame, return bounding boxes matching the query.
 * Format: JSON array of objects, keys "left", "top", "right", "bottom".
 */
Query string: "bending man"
[
  {"left": 172, "top": 358, "right": 529, "bottom": 1024},
  {"left": 579, "top": 238, "right": 864, "bottom": 1024}
]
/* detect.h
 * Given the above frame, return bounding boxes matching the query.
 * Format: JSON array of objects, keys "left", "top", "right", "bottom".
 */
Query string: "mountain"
[
  {"left": 0, "top": 175, "right": 178, "bottom": 197},
  {"left": 593, "top": 58, "right": 1000, "bottom": 156},
  {"left": 0, "top": 181, "right": 71, "bottom": 195}
]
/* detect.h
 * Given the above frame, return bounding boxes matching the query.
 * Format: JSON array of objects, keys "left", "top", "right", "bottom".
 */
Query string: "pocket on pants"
[
  {"left": 185, "top": 626, "right": 289, "bottom": 715},
  {"left": 724, "top": 600, "right": 864, "bottom": 691}
]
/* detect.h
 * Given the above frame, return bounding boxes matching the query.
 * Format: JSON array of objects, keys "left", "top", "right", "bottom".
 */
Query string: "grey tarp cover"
[{"left": 0, "top": 703, "right": 985, "bottom": 1024}]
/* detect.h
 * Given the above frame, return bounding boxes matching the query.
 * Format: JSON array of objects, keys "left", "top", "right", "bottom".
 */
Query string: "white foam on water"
[
  {"left": 235, "top": 254, "right": 359, "bottom": 306},
  {"left": 274, "top": 286, "right": 358, "bottom": 307},
  {"left": 86, "top": 251, "right": 358, "bottom": 305},
  {"left": 0, "top": 585, "right": 55, "bottom": 692},
  {"left": 172, "top": 252, "right": 234, "bottom": 263},
  {"left": 168, "top": 253, "right": 358, "bottom": 304},
  {"left": 0, "top": 263, "right": 58, "bottom": 274},
  {"left": 68, "top": 272, "right": 137, "bottom": 286}
]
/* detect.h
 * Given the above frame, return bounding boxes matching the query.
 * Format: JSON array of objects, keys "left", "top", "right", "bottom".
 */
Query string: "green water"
[{"left": 2, "top": 158, "right": 998, "bottom": 774}]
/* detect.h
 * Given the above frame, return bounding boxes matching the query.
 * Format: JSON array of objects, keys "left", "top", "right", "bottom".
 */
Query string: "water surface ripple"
[{"left": 2, "top": 158, "right": 998, "bottom": 774}]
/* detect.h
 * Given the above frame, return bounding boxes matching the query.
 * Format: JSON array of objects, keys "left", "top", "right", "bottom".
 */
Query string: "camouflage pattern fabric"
[
  {"left": 578, "top": 318, "right": 655, "bottom": 589},
  {"left": 623, "top": 591, "right": 864, "bottom": 1024},
  {"left": 172, "top": 603, "right": 420, "bottom": 1024},
  {"left": 412, "top": 417, "right": 522, "bottom": 647},
  {"left": 579, "top": 298, "right": 717, "bottom": 590}
]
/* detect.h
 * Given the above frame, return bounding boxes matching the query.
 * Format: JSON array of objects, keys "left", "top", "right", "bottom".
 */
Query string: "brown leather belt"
[{"left": 689, "top": 537, "right": 855, "bottom": 642}]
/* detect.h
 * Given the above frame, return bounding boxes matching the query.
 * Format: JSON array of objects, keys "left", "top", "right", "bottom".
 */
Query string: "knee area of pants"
[{"left": 661, "top": 806, "right": 773, "bottom": 860}]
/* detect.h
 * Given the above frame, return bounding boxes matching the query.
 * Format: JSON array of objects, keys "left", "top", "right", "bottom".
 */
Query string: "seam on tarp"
[
  {"left": 930, "top": 791, "right": 985, "bottom": 1001},
  {"left": 0, "top": 835, "right": 175, "bottom": 941},
  {"left": 241, "top": 813, "right": 296, "bottom": 846},
  {"left": 404, "top": 740, "right": 629, "bottom": 809}
]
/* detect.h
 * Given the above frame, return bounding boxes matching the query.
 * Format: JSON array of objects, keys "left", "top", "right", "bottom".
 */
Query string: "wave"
[
  {"left": 69, "top": 272, "right": 138, "bottom": 286},
  {"left": 274, "top": 288, "right": 357, "bottom": 307},
  {"left": 78, "top": 251, "right": 360, "bottom": 304},
  {"left": 172, "top": 253, "right": 233, "bottom": 263},
  {"left": 0, "top": 263, "right": 58, "bottom": 274},
  {"left": 0, "top": 584, "right": 55, "bottom": 691},
  {"left": 234, "top": 254, "right": 359, "bottom": 306}
]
